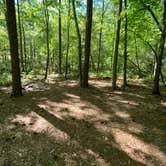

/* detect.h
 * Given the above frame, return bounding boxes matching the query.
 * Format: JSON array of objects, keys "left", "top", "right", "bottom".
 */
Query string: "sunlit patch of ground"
[
  {"left": 111, "top": 128, "right": 166, "bottom": 166},
  {"left": 0, "top": 78, "right": 166, "bottom": 165},
  {"left": 11, "top": 111, "right": 70, "bottom": 142}
]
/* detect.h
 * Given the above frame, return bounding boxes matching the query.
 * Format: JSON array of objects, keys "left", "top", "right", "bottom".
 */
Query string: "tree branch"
[{"left": 140, "top": 0, "right": 163, "bottom": 32}]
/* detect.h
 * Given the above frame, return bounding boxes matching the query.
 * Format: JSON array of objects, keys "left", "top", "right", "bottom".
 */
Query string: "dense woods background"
[{"left": 0, "top": 0, "right": 166, "bottom": 95}]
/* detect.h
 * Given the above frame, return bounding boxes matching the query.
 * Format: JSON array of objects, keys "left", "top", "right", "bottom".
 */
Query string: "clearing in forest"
[{"left": 0, "top": 77, "right": 166, "bottom": 166}]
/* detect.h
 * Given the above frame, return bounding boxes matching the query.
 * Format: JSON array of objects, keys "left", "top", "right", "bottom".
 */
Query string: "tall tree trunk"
[
  {"left": 17, "top": 0, "right": 24, "bottom": 72},
  {"left": 72, "top": 0, "right": 83, "bottom": 86},
  {"left": 65, "top": 0, "right": 71, "bottom": 79},
  {"left": 22, "top": 23, "right": 27, "bottom": 73},
  {"left": 82, "top": 0, "right": 93, "bottom": 88},
  {"left": 153, "top": 0, "right": 166, "bottom": 94},
  {"left": 123, "top": 0, "right": 128, "bottom": 88},
  {"left": 58, "top": 0, "right": 62, "bottom": 74},
  {"left": 44, "top": 0, "right": 50, "bottom": 80},
  {"left": 134, "top": 33, "right": 142, "bottom": 77},
  {"left": 6, "top": 0, "right": 22, "bottom": 97},
  {"left": 112, "top": 0, "right": 122, "bottom": 90},
  {"left": 97, "top": 0, "right": 105, "bottom": 77}
]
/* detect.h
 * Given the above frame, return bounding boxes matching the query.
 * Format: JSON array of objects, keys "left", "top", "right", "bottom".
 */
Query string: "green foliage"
[
  {"left": 0, "top": 0, "right": 165, "bottom": 83},
  {"left": 0, "top": 73, "right": 11, "bottom": 86}
]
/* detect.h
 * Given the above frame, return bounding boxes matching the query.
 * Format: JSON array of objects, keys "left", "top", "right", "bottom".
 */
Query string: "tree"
[
  {"left": 72, "top": 0, "right": 83, "bottom": 86},
  {"left": 82, "top": 0, "right": 93, "bottom": 88},
  {"left": 140, "top": 0, "right": 166, "bottom": 94},
  {"left": 17, "top": 0, "right": 24, "bottom": 72},
  {"left": 43, "top": 0, "right": 50, "bottom": 80},
  {"left": 58, "top": 0, "right": 62, "bottom": 74},
  {"left": 112, "top": 0, "right": 122, "bottom": 90},
  {"left": 123, "top": 0, "right": 128, "bottom": 88},
  {"left": 152, "top": 0, "right": 166, "bottom": 94},
  {"left": 96, "top": 0, "right": 105, "bottom": 77},
  {"left": 65, "top": 0, "right": 71, "bottom": 79},
  {"left": 6, "top": 0, "right": 22, "bottom": 97}
]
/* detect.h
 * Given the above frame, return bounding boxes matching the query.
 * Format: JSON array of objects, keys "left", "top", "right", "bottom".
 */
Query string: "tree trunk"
[
  {"left": 153, "top": 0, "right": 166, "bottom": 94},
  {"left": 97, "top": 0, "right": 105, "bottom": 77},
  {"left": 22, "top": 23, "right": 27, "bottom": 73},
  {"left": 58, "top": 0, "right": 62, "bottom": 74},
  {"left": 6, "top": 0, "right": 22, "bottom": 97},
  {"left": 44, "top": 0, "right": 50, "bottom": 80},
  {"left": 65, "top": 0, "right": 71, "bottom": 79},
  {"left": 82, "top": 0, "right": 93, "bottom": 88},
  {"left": 123, "top": 0, "right": 128, "bottom": 88},
  {"left": 112, "top": 0, "right": 122, "bottom": 90},
  {"left": 17, "top": 0, "right": 24, "bottom": 72},
  {"left": 153, "top": 36, "right": 165, "bottom": 94},
  {"left": 72, "top": 0, "right": 83, "bottom": 86}
]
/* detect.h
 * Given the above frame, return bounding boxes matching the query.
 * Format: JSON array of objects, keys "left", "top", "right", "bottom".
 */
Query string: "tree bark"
[
  {"left": 44, "top": 0, "right": 50, "bottom": 80},
  {"left": 112, "top": 0, "right": 122, "bottom": 90},
  {"left": 6, "top": 0, "right": 22, "bottom": 97},
  {"left": 153, "top": 0, "right": 166, "bottom": 94},
  {"left": 65, "top": 0, "right": 71, "bottom": 79},
  {"left": 72, "top": 0, "right": 83, "bottom": 86},
  {"left": 82, "top": 0, "right": 93, "bottom": 88},
  {"left": 58, "top": 0, "right": 62, "bottom": 74},
  {"left": 97, "top": 0, "right": 105, "bottom": 77},
  {"left": 22, "top": 23, "right": 27, "bottom": 73},
  {"left": 123, "top": 0, "right": 128, "bottom": 88},
  {"left": 17, "top": 0, "right": 24, "bottom": 72}
]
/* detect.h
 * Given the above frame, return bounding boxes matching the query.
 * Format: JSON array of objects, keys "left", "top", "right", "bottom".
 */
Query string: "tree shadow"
[{"left": 1, "top": 79, "right": 166, "bottom": 165}]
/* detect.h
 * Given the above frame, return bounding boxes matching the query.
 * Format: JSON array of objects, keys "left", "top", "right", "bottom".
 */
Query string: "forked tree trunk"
[
  {"left": 153, "top": 0, "right": 166, "bottom": 94},
  {"left": 6, "top": 0, "right": 22, "bottom": 97}
]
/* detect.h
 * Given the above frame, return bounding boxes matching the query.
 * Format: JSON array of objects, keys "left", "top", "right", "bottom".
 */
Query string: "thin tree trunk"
[
  {"left": 58, "top": 0, "right": 62, "bottom": 74},
  {"left": 134, "top": 33, "right": 142, "bottom": 77},
  {"left": 97, "top": 0, "right": 105, "bottom": 77},
  {"left": 22, "top": 23, "right": 27, "bottom": 73},
  {"left": 90, "top": 55, "right": 95, "bottom": 71},
  {"left": 44, "top": 0, "right": 50, "bottom": 80},
  {"left": 112, "top": 0, "right": 122, "bottom": 90},
  {"left": 65, "top": 0, "right": 71, "bottom": 79},
  {"left": 29, "top": 39, "right": 33, "bottom": 71},
  {"left": 123, "top": 0, "right": 128, "bottom": 88},
  {"left": 6, "top": 0, "right": 22, "bottom": 97},
  {"left": 72, "top": 0, "right": 83, "bottom": 86},
  {"left": 17, "top": 0, "right": 24, "bottom": 72},
  {"left": 153, "top": 0, "right": 166, "bottom": 94},
  {"left": 82, "top": 0, "right": 93, "bottom": 88}
]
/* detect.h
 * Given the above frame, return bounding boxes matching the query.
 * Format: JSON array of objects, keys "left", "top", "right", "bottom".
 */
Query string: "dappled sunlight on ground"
[
  {"left": 11, "top": 112, "right": 70, "bottom": 142},
  {"left": 117, "top": 99, "right": 140, "bottom": 106},
  {"left": 111, "top": 128, "right": 166, "bottom": 166},
  {"left": 38, "top": 96, "right": 111, "bottom": 122},
  {"left": 114, "top": 110, "right": 131, "bottom": 119},
  {"left": 1, "top": 79, "right": 166, "bottom": 165},
  {"left": 86, "top": 149, "right": 110, "bottom": 166},
  {"left": 161, "top": 100, "right": 166, "bottom": 107}
]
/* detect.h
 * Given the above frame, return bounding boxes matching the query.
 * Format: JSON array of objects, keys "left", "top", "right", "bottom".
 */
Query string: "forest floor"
[{"left": 0, "top": 75, "right": 166, "bottom": 166}]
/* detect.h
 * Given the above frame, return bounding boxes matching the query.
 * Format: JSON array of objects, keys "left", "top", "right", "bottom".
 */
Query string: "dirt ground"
[{"left": 0, "top": 76, "right": 166, "bottom": 166}]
